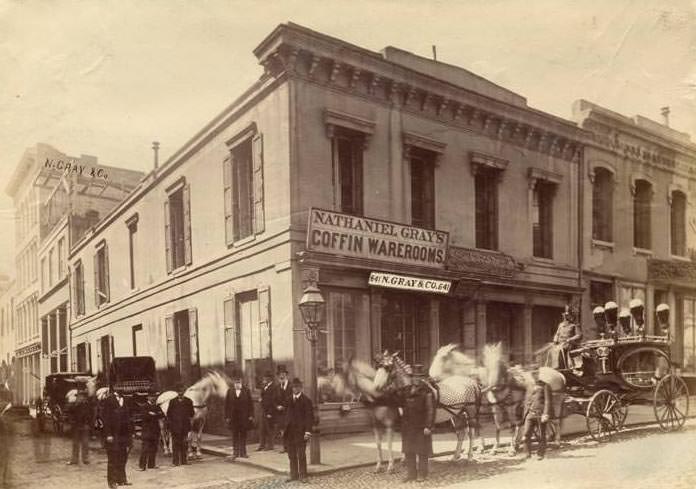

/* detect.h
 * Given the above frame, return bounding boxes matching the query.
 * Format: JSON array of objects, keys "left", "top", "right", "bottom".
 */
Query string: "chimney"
[
  {"left": 152, "top": 141, "right": 160, "bottom": 169},
  {"left": 661, "top": 107, "right": 670, "bottom": 127}
]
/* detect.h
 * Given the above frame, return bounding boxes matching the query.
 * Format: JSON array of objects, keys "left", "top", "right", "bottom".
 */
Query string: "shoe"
[
  {"left": 285, "top": 477, "right": 298, "bottom": 482},
  {"left": 239, "top": 454, "right": 249, "bottom": 458},
  {"left": 256, "top": 446, "right": 266, "bottom": 451},
  {"left": 402, "top": 477, "right": 416, "bottom": 483},
  {"left": 139, "top": 467, "right": 146, "bottom": 471},
  {"left": 525, "top": 453, "right": 532, "bottom": 459},
  {"left": 300, "top": 478, "right": 309, "bottom": 484},
  {"left": 279, "top": 449, "right": 286, "bottom": 454},
  {"left": 416, "top": 478, "right": 425, "bottom": 483},
  {"left": 537, "top": 454, "right": 545, "bottom": 460},
  {"left": 83, "top": 461, "right": 90, "bottom": 465},
  {"left": 67, "top": 461, "right": 77, "bottom": 465},
  {"left": 108, "top": 484, "right": 118, "bottom": 489}
]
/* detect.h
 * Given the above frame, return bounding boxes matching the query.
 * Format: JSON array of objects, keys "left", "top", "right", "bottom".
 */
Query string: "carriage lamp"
[
  {"left": 656, "top": 303, "right": 670, "bottom": 339},
  {"left": 629, "top": 299, "right": 645, "bottom": 336},
  {"left": 593, "top": 306, "right": 606, "bottom": 338},
  {"left": 298, "top": 285, "right": 326, "bottom": 465}
]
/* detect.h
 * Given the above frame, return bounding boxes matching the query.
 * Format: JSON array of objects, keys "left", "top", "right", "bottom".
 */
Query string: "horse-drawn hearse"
[{"left": 34, "top": 372, "right": 92, "bottom": 434}]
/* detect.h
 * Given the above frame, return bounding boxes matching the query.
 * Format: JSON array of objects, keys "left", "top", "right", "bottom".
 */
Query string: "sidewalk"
[{"left": 201, "top": 396, "right": 696, "bottom": 475}]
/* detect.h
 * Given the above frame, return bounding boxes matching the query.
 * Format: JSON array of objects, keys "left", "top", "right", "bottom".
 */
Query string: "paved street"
[{"left": 3, "top": 414, "right": 696, "bottom": 489}]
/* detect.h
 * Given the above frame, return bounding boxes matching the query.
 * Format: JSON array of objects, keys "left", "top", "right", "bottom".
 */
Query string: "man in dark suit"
[
  {"left": 139, "top": 395, "right": 163, "bottom": 470},
  {"left": 167, "top": 383, "right": 194, "bottom": 466},
  {"left": 67, "top": 388, "right": 95, "bottom": 465},
  {"left": 283, "top": 378, "right": 314, "bottom": 483},
  {"left": 225, "top": 373, "right": 254, "bottom": 460},
  {"left": 401, "top": 365, "right": 435, "bottom": 483},
  {"left": 102, "top": 388, "right": 133, "bottom": 488},
  {"left": 522, "top": 370, "right": 551, "bottom": 460},
  {"left": 258, "top": 371, "right": 278, "bottom": 451},
  {"left": 275, "top": 365, "right": 292, "bottom": 453}
]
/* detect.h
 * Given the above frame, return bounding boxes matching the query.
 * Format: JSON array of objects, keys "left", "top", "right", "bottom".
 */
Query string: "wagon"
[
  {"left": 548, "top": 334, "right": 689, "bottom": 442},
  {"left": 35, "top": 372, "right": 91, "bottom": 434}
]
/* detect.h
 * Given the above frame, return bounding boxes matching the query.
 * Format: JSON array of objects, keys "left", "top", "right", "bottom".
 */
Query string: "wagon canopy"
[{"left": 109, "top": 356, "right": 157, "bottom": 394}]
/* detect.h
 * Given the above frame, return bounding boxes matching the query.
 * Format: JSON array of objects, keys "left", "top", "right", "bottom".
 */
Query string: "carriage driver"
[
  {"left": 552, "top": 305, "right": 583, "bottom": 369},
  {"left": 522, "top": 368, "right": 551, "bottom": 460}
]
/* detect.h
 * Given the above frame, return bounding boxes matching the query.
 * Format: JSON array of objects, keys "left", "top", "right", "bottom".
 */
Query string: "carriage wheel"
[
  {"left": 654, "top": 374, "right": 689, "bottom": 432},
  {"left": 586, "top": 390, "right": 623, "bottom": 442}
]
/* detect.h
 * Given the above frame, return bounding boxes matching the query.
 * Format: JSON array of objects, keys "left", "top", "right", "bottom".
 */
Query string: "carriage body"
[
  {"left": 35, "top": 372, "right": 91, "bottom": 433},
  {"left": 551, "top": 334, "right": 689, "bottom": 441},
  {"left": 104, "top": 356, "right": 159, "bottom": 435}
]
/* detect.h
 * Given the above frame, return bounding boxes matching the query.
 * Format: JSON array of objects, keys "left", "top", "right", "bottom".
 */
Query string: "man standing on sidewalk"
[
  {"left": 283, "top": 378, "right": 313, "bottom": 484},
  {"left": 102, "top": 388, "right": 133, "bottom": 488},
  {"left": 275, "top": 365, "right": 291, "bottom": 453},
  {"left": 522, "top": 369, "right": 551, "bottom": 460},
  {"left": 67, "top": 386, "right": 95, "bottom": 466},
  {"left": 139, "top": 395, "right": 163, "bottom": 471},
  {"left": 401, "top": 365, "right": 434, "bottom": 483},
  {"left": 225, "top": 373, "right": 254, "bottom": 460},
  {"left": 167, "top": 383, "right": 194, "bottom": 466},
  {"left": 257, "top": 371, "right": 277, "bottom": 451}
]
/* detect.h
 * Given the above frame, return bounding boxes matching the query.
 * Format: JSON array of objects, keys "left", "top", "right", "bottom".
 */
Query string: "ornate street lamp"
[{"left": 298, "top": 285, "right": 325, "bottom": 465}]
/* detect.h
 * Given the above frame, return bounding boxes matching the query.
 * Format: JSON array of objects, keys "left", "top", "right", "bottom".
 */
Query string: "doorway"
[{"left": 380, "top": 293, "right": 430, "bottom": 367}]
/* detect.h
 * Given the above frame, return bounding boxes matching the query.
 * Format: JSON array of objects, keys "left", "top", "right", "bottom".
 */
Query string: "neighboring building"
[
  {"left": 574, "top": 100, "right": 696, "bottom": 376},
  {"left": 0, "top": 282, "right": 16, "bottom": 396},
  {"left": 67, "top": 22, "right": 587, "bottom": 437},
  {"left": 5, "top": 143, "right": 143, "bottom": 405}
]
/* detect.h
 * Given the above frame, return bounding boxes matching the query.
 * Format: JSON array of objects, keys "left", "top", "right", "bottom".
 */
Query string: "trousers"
[
  {"left": 171, "top": 433, "right": 188, "bottom": 465},
  {"left": 106, "top": 442, "right": 128, "bottom": 485},
  {"left": 70, "top": 425, "right": 90, "bottom": 463},
  {"left": 523, "top": 417, "right": 546, "bottom": 456},
  {"left": 405, "top": 452, "right": 428, "bottom": 479},
  {"left": 258, "top": 415, "right": 275, "bottom": 449},
  {"left": 231, "top": 427, "right": 248, "bottom": 456},
  {"left": 287, "top": 439, "right": 307, "bottom": 479},
  {"left": 139, "top": 438, "right": 158, "bottom": 469}
]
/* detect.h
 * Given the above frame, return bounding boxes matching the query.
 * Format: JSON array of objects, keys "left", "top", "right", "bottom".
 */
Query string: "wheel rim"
[
  {"left": 654, "top": 374, "right": 690, "bottom": 432},
  {"left": 586, "top": 390, "right": 622, "bottom": 442}
]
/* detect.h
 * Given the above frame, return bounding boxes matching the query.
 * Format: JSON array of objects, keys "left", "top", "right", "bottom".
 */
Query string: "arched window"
[
  {"left": 633, "top": 179, "right": 652, "bottom": 249},
  {"left": 592, "top": 168, "right": 613, "bottom": 242},
  {"left": 671, "top": 190, "right": 687, "bottom": 256}
]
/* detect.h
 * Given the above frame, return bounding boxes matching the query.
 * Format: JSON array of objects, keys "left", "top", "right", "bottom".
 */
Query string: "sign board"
[
  {"left": 306, "top": 208, "right": 449, "bottom": 269},
  {"left": 368, "top": 271, "right": 452, "bottom": 294}
]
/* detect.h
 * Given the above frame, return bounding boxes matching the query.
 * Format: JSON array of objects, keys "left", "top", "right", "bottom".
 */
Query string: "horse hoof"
[{"left": 386, "top": 465, "right": 394, "bottom": 474}]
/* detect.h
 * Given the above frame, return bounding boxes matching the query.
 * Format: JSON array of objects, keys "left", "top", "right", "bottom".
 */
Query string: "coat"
[
  {"left": 102, "top": 395, "right": 133, "bottom": 445},
  {"left": 70, "top": 397, "right": 95, "bottom": 428},
  {"left": 524, "top": 381, "right": 551, "bottom": 420},
  {"left": 283, "top": 392, "right": 313, "bottom": 444},
  {"left": 167, "top": 395, "right": 194, "bottom": 436},
  {"left": 225, "top": 387, "right": 254, "bottom": 431},
  {"left": 401, "top": 386, "right": 435, "bottom": 456},
  {"left": 260, "top": 382, "right": 279, "bottom": 417},
  {"left": 141, "top": 403, "right": 163, "bottom": 440}
]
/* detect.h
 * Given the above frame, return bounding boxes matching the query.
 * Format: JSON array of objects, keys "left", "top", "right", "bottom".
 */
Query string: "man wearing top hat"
[
  {"left": 225, "top": 372, "right": 254, "bottom": 460},
  {"left": 401, "top": 364, "right": 435, "bottom": 483},
  {"left": 167, "top": 383, "right": 194, "bottom": 466},
  {"left": 258, "top": 371, "right": 278, "bottom": 451},
  {"left": 283, "top": 378, "right": 314, "bottom": 483},
  {"left": 102, "top": 387, "right": 133, "bottom": 488},
  {"left": 275, "top": 364, "right": 292, "bottom": 453}
]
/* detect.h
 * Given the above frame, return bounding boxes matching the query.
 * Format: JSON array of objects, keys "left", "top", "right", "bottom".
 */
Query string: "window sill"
[
  {"left": 592, "top": 239, "right": 615, "bottom": 251},
  {"left": 531, "top": 256, "right": 554, "bottom": 264},
  {"left": 633, "top": 247, "right": 653, "bottom": 257},
  {"left": 230, "top": 234, "right": 256, "bottom": 248},
  {"left": 170, "top": 265, "right": 189, "bottom": 277},
  {"left": 670, "top": 254, "right": 691, "bottom": 263}
]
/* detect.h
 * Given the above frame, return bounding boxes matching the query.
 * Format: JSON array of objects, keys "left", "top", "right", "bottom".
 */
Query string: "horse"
[
  {"left": 334, "top": 351, "right": 410, "bottom": 473},
  {"left": 156, "top": 371, "right": 229, "bottom": 459},
  {"left": 481, "top": 343, "right": 565, "bottom": 455},
  {"left": 427, "top": 344, "right": 484, "bottom": 460}
]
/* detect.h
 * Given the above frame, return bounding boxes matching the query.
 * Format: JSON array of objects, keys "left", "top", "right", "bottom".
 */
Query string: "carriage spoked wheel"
[
  {"left": 654, "top": 374, "right": 689, "bottom": 432},
  {"left": 586, "top": 389, "right": 625, "bottom": 442}
]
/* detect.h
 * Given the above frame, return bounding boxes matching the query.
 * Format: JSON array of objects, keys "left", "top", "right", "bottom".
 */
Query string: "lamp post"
[{"left": 298, "top": 285, "right": 325, "bottom": 465}]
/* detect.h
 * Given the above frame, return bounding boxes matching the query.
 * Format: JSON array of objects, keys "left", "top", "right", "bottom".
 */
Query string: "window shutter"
[
  {"left": 183, "top": 184, "right": 192, "bottom": 265},
  {"left": 71, "top": 345, "right": 77, "bottom": 371},
  {"left": 223, "top": 155, "right": 234, "bottom": 245},
  {"left": 104, "top": 245, "right": 110, "bottom": 303},
  {"left": 258, "top": 286, "right": 271, "bottom": 359},
  {"left": 164, "top": 199, "right": 172, "bottom": 273},
  {"left": 95, "top": 339, "right": 102, "bottom": 374},
  {"left": 93, "top": 252, "right": 99, "bottom": 306},
  {"left": 165, "top": 316, "right": 176, "bottom": 369},
  {"left": 188, "top": 308, "right": 199, "bottom": 371},
  {"left": 87, "top": 342, "right": 93, "bottom": 373},
  {"left": 224, "top": 297, "right": 236, "bottom": 364},
  {"left": 252, "top": 133, "right": 265, "bottom": 234}
]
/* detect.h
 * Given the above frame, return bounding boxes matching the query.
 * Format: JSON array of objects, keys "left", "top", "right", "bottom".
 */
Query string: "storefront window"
[{"left": 682, "top": 297, "right": 696, "bottom": 373}]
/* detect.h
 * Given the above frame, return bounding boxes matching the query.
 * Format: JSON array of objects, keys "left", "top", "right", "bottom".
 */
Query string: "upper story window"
[
  {"left": 592, "top": 168, "right": 614, "bottom": 242},
  {"left": 410, "top": 149, "right": 436, "bottom": 229},
  {"left": 165, "top": 179, "right": 192, "bottom": 272},
  {"left": 94, "top": 242, "right": 110, "bottom": 306},
  {"left": 671, "top": 190, "right": 687, "bottom": 257},
  {"left": 41, "top": 257, "right": 46, "bottom": 293},
  {"left": 532, "top": 181, "right": 555, "bottom": 259},
  {"left": 57, "top": 238, "right": 65, "bottom": 278},
  {"left": 73, "top": 260, "right": 85, "bottom": 316},
  {"left": 48, "top": 248, "right": 55, "bottom": 288},
  {"left": 474, "top": 169, "right": 500, "bottom": 250},
  {"left": 127, "top": 215, "right": 138, "bottom": 289},
  {"left": 633, "top": 179, "right": 652, "bottom": 250},
  {"left": 224, "top": 126, "right": 265, "bottom": 244}
]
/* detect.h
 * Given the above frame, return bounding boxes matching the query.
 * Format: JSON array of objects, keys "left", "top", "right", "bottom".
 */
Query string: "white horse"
[{"left": 157, "top": 371, "right": 229, "bottom": 458}]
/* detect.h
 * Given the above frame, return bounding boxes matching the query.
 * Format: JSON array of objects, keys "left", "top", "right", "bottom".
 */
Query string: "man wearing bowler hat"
[
  {"left": 258, "top": 371, "right": 278, "bottom": 451},
  {"left": 275, "top": 365, "right": 292, "bottom": 453},
  {"left": 283, "top": 378, "right": 314, "bottom": 483}
]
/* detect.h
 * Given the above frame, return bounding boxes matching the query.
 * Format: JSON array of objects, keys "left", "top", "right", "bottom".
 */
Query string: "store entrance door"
[{"left": 381, "top": 293, "right": 430, "bottom": 367}]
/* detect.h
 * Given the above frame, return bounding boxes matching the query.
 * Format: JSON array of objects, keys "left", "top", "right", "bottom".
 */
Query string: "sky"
[{"left": 1, "top": 0, "right": 695, "bottom": 276}]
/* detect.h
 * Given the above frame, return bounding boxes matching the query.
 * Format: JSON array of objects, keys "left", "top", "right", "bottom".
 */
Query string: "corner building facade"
[{"left": 68, "top": 23, "right": 587, "bottom": 432}]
